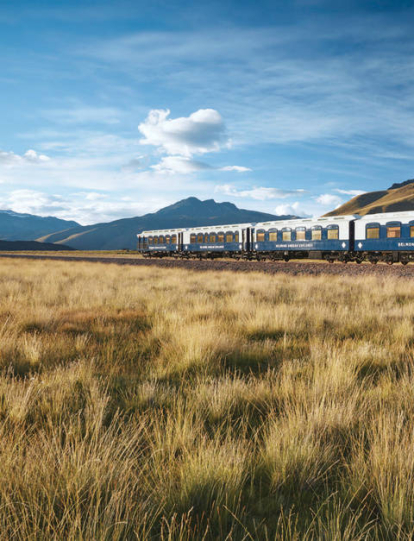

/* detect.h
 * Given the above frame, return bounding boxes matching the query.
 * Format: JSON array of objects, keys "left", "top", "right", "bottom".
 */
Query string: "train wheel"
[
  {"left": 402, "top": 260, "right": 409, "bottom": 265},
  {"left": 370, "top": 260, "right": 378, "bottom": 265},
  {"left": 356, "top": 259, "right": 363, "bottom": 264}
]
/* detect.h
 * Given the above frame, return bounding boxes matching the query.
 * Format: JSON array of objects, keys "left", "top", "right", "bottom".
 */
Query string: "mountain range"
[{"left": 3, "top": 198, "right": 296, "bottom": 250}]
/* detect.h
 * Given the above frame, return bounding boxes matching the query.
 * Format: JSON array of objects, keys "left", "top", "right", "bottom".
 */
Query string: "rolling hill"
[
  {"left": 37, "top": 197, "right": 296, "bottom": 250},
  {"left": 0, "top": 210, "right": 80, "bottom": 241},
  {"left": 325, "top": 179, "right": 414, "bottom": 216}
]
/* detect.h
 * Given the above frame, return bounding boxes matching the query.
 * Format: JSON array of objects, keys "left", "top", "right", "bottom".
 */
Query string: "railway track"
[{"left": 1, "top": 253, "right": 414, "bottom": 277}]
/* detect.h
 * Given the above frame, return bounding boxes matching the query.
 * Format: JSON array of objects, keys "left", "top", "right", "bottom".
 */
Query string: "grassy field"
[{"left": 0, "top": 258, "right": 414, "bottom": 539}]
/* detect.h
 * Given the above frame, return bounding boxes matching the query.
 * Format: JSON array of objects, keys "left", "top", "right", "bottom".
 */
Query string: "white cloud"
[
  {"left": 0, "top": 149, "right": 50, "bottom": 167},
  {"left": 215, "top": 184, "right": 306, "bottom": 201},
  {"left": 151, "top": 155, "right": 211, "bottom": 174},
  {"left": 335, "top": 189, "right": 366, "bottom": 196},
  {"left": 274, "top": 202, "right": 308, "bottom": 216},
  {"left": 220, "top": 165, "right": 251, "bottom": 172},
  {"left": 84, "top": 192, "right": 108, "bottom": 201},
  {"left": 138, "top": 108, "right": 226, "bottom": 157},
  {"left": 315, "top": 193, "right": 343, "bottom": 206},
  {"left": 121, "top": 155, "right": 146, "bottom": 172}
]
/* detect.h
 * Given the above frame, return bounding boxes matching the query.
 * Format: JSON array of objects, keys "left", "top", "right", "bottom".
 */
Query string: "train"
[{"left": 136, "top": 211, "right": 414, "bottom": 265}]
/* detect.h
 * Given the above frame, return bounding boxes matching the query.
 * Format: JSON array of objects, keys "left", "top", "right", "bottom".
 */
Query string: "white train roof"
[
  {"left": 139, "top": 227, "right": 186, "bottom": 236},
  {"left": 254, "top": 215, "right": 360, "bottom": 229},
  {"left": 140, "top": 223, "right": 254, "bottom": 236},
  {"left": 356, "top": 211, "right": 414, "bottom": 224}
]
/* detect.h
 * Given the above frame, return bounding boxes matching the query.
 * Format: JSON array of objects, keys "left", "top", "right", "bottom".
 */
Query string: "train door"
[
  {"left": 178, "top": 232, "right": 184, "bottom": 252},
  {"left": 349, "top": 220, "right": 355, "bottom": 252},
  {"left": 243, "top": 227, "right": 252, "bottom": 252}
]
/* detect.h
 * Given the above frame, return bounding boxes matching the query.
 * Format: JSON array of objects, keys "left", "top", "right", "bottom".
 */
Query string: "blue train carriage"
[
  {"left": 354, "top": 211, "right": 414, "bottom": 265},
  {"left": 253, "top": 215, "right": 359, "bottom": 262},
  {"left": 182, "top": 223, "right": 255, "bottom": 258},
  {"left": 137, "top": 227, "right": 186, "bottom": 257}
]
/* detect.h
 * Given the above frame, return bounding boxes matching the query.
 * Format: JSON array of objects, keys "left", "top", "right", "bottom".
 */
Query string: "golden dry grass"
[{"left": 0, "top": 258, "right": 413, "bottom": 539}]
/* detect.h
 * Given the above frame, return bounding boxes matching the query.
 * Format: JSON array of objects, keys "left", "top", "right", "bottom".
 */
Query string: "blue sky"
[{"left": 1, "top": 0, "right": 414, "bottom": 224}]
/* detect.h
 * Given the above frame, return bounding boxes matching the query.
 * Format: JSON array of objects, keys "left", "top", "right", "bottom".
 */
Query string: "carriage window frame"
[
  {"left": 165, "top": 236, "right": 170, "bottom": 244},
  {"left": 197, "top": 233, "right": 204, "bottom": 243},
  {"left": 387, "top": 224, "right": 401, "bottom": 238},
  {"left": 282, "top": 229, "right": 292, "bottom": 242},
  {"left": 256, "top": 230, "right": 265, "bottom": 242},
  {"left": 148, "top": 237, "right": 153, "bottom": 245},
  {"left": 153, "top": 236, "right": 158, "bottom": 245},
  {"left": 296, "top": 228, "right": 306, "bottom": 241},
  {"left": 327, "top": 225, "right": 339, "bottom": 240},
  {"left": 226, "top": 232, "right": 234, "bottom": 243},
  {"left": 410, "top": 226, "right": 414, "bottom": 238},
  {"left": 204, "top": 233, "right": 209, "bottom": 243},
  {"left": 218, "top": 232, "right": 225, "bottom": 243},
  {"left": 234, "top": 232, "right": 239, "bottom": 243},
  {"left": 269, "top": 229, "right": 278, "bottom": 242},
  {"left": 311, "top": 227, "right": 322, "bottom": 241},
  {"left": 159, "top": 236, "right": 165, "bottom": 244},
  {"left": 171, "top": 235, "right": 177, "bottom": 244},
  {"left": 190, "top": 233, "right": 196, "bottom": 244},
  {"left": 209, "top": 233, "right": 217, "bottom": 243},
  {"left": 366, "top": 225, "right": 380, "bottom": 239}
]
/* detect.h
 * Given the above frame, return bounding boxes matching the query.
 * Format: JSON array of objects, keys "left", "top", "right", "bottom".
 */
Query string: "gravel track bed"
[{"left": 2, "top": 253, "right": 414, "bottom": 277}]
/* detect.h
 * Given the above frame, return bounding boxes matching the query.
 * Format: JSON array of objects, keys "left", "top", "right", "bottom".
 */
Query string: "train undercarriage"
[{"left": 142, "top": 249, "right": 414, "bottom": 265}]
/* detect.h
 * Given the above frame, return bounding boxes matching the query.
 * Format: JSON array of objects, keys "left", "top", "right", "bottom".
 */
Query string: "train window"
[
  {"left": 282, "top": 230, "right": 291, "bottom": 241},
  {"left": 327, "top": 228, "right": 339, "bottom": 240},
  {"left": 296, "top": 229, "right": 306, "bottom": 241},
  {"left": 366, "top": 227, "right": 379, "bottom": 239},
  {"left": 387, "top": 226, "right": 401, "bottom": 238},
  {"left": 411, "top": 226, "right": 414, "bottom": 238},
  {"left": 218, "top": 232, "right": 225, "bottom": 242},
  {"left": 256, "top": 231, "right": 265, "bottom": 242},
  {"left": 165, "top": 236, "right": 170, "bottom": 244},
  {"left": 312, "top": 228, "right": 322, "bottom": 241},
  {"left": 148, "top": 237, "right": 153, "bottom": 245},
  {"left": 159, "top": 236, "right": 164, "bottom": 244},
  {"left": 269, "top": 231, "right": 277, "bottom": 241},
  {"left": 235, "top": 232, "right": 239, "bottom": 242},
  {"left": 154, "top": 236, "right": 158, "bottom": 244},
  {"left": 226, "top": 232, "right": 233, "bottom": 242},
  {"left": 210, "top": 233, "right": 217, "bottom": 243},
  {"left": 171, "top": 235, "right": 177, "bottom": 243},
  {"left": 190, "top": 233, "right": 196, "bottom": 243},
  {"left": 196, "top": 233, "right": 202, "bottom": 243}
]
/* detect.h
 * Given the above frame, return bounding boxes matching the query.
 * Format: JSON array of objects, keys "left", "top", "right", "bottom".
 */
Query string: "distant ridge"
[
  {"left": 324, "top": 179, "right": 414, "bottom": 216},
  {"left": 38, "top": 197, "right": 298, "bottom": 250},
  {"left": 389, "top": 179, "right": 414, "bottom": 190},
  {"left": 0, "top": 210, "right": 80, "bottom": 241},
  {"left": 0, "top": 240, "right": 75, "bottom": 251}
]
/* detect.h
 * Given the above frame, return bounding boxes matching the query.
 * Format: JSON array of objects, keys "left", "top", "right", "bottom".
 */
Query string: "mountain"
[
  {"left": 0, "top": 210, "right": 80, "bottom": 241},
  {"left": 38, "top": 197, "right": 297, "bottom": 250},
  {"left": 324, "top": 180, "right": 414, "bottom": 217},
  {"left": 0, "top": 240, "right": 75, "bottom": 251}
]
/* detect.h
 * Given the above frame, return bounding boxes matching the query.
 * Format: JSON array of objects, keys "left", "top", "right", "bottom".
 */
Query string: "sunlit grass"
[{"left": 0, "top": 258, "right": 413, "bottom": 538}]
